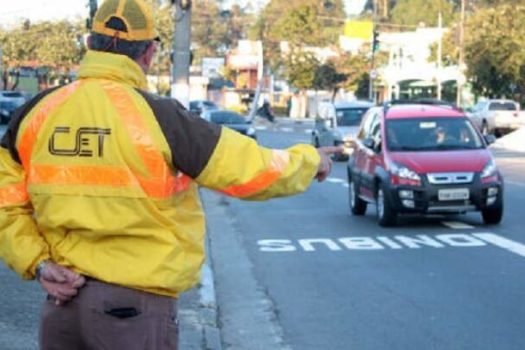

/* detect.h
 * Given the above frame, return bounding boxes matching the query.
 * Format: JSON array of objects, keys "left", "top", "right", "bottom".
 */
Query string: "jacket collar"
[{"left": 78, "top": 50, "right": 147, "bottom": 89}]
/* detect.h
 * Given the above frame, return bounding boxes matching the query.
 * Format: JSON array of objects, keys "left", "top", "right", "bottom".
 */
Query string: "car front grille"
[{"left": 427, "top": 172, "right": 474, "bottom": 185}]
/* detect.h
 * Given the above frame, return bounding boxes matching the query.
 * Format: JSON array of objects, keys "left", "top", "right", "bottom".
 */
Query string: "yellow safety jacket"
[{"left": 0, "top": 50, "right": 320, "bottom": 297}]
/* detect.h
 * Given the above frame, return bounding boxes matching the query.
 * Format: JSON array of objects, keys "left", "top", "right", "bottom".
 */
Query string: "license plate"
[{"left": 438, "top": 188, "right": 470, "bottom": 201}]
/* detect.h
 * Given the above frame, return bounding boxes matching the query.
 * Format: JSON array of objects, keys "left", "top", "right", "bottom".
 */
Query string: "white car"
[
  {"left": 311, "top": 100, "right": 373, "bottom": 160},
  {"left": 468, "top": 99, "right": 522, "bottom": 136}
]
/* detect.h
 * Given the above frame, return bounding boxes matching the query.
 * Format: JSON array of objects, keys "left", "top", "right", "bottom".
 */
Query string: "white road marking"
[
  {"left": 305, "top": 129, "right": 313, "bottom": 134},
  {"left": 255, "top": 126, "right": 267, "bottom": 130},
  {"left": 505, "top": 180, "right": 525, "bottom": 188},
  {"left": 473, "top": 233, "right": 525, "bottom": 258},
  {"left": 441, "top": 221, "right": 475, "bottom": 230},
  {"left": 326, "top": 178, "right": 345, "bottom": 184},
  {"left": 342, "top": 183, "right": 349, "bottom": 188},
  {"left": 280, "top": 127, "right": 293, "bottom": 132}
]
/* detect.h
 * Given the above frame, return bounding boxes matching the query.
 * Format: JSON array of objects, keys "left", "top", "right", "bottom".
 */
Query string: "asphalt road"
[{"left": 209, "top": 124, "right": 525, "bottom": 350}]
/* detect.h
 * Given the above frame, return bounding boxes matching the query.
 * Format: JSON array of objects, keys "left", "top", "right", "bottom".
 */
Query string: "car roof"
[
  {"left": 384, "top": 104, "right": 466, "bottom": 120},
  {"left": 333, "top": 100, "right": 374, "bottom": 109}
]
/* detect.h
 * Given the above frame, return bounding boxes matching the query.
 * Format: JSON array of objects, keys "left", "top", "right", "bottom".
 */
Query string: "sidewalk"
[{"left": 178, "top": 237, "right": 222, "bottom": 350}]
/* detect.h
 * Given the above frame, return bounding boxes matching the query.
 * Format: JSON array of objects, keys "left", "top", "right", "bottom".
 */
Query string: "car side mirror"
[
  {"left": 484, "top": 134, "right": 496, "bottom": 145},
  {"left": 362, "top": 137, "right": 375, "bottom": 149}
]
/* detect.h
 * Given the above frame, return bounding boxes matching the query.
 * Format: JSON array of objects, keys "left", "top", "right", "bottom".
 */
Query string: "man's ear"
[{"left": 143, "top": 42, "right": 157, "bottom": 67}]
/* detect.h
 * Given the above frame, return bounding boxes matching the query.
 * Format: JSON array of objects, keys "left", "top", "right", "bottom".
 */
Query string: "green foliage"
[
  {"left": 250, "top": 0, "right": 345, "bottom": 71},
  {"left": 314, "top": 62, "right": 347, "bottom": 98},
  {"left": 391, "top": 0, "right": 455, "bottom": 27},
  {"left": 464, "top": 4, "right": 525, "bottom": 99},
  {"left": 284, "top": 51, "right": 320, "bottom": 91}
]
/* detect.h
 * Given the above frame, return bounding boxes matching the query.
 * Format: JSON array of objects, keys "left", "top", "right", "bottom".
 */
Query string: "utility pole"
[
  {"left": 457, "top": 0, "right": 466, "bottom": 107},
  {"left": 87, "top": 0, "right": 98, "bottom": 29},
  {"left": 437, "top": 12, "right": 442, "bottom": 101},
  {"left": 171, "top": 0, "right": 192, "bottom": 108},
  {"left": 369, "top": 0, "right": 377, "bottom": 103}
]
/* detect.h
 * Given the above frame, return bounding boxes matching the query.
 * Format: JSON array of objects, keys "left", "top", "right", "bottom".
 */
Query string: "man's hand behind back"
[
  {"left": 315, "top": 146, "right": 344, "bottom": 182},
  {"left": 38, "top": 262, "right": 86, "bottom": 306}
]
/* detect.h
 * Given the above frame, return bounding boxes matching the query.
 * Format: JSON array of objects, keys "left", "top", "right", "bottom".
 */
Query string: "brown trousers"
[{"left": 39, "top": 278, "right": 178, "bottom": 350}]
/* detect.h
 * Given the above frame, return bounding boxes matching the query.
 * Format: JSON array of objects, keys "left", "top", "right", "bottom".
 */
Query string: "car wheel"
[
  {"left": 482, "top": 205, "right": 503, "bottom": 225},
  {"left": 313, "top": 137, "right": 320, "bottom": 148},
  {"left": 376, "top": 182, "right": 397, "bottom": 227},
  {"left": 348, "top": 175, "right": 367, "bottom": 215}
]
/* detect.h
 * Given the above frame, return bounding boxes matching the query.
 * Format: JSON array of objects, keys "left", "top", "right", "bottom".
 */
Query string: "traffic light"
[{"left": 372, "top": 30, "right": 380, "bottom": 53}]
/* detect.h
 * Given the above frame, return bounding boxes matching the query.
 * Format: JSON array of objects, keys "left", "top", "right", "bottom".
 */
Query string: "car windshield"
[
  {"left": 488, "top": 102, "right": 517, "bottom": 111},
  {"left": 386, "top": 117, "right": 484, "bottom": 151},
  {"left": 336, "top": 107, "right": 369, "bottom": 126},
  {"left": 210, "top": 111, "right": 246, "bottom": 124}
]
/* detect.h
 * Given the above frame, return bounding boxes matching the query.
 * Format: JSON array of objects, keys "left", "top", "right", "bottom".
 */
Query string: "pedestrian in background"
[{"left": 0, "top": 0, "right": 341, "bottom": 349}]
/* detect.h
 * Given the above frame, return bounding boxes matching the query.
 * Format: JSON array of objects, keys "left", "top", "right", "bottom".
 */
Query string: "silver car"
[
  {"left": 311, "top": 100, "right": 373, "bottom": 160},
  {"left": 468, "top": 99, "right": 522, "bottom": 136}
]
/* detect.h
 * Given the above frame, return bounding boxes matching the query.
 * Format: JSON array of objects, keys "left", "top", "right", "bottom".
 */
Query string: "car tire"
[
  {"left": 376, "top": 182, "right": 397, "bottom": 227},
  {"left": 348, "top": 174, "right": 367, "bottom": 215},
  {"left": 482, "top": 205, "right": 503, "bottom": 225},
  {"left": 313, "top": 137, "right": 320, "bottom": 148}
]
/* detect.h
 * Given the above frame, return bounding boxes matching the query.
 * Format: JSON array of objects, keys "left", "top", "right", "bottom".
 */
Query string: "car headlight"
[
  {"left": 481, "top": 159, "right": 497, "bottom": 178},
  {"left": 247, "top": 127, "right": 256, "bottom": 136},
  {"left": 390, "top": 162, "right": 421, "bottom": 181}
]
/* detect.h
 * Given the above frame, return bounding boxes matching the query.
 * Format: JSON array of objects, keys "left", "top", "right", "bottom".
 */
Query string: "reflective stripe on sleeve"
[
  {"left": 0, "top": 182, "right": 29, "bottom": 208},
  {"left": 220, "top": 150, "right": 290, "bottom": 197}
]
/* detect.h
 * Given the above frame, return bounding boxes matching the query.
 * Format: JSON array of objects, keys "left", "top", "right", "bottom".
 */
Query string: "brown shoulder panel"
[
  {"left": 136, "top": 90, "right": 222, "bottom": 179},
  {"left": 1, "top": 86, "right": 61, "bottom": 164}
]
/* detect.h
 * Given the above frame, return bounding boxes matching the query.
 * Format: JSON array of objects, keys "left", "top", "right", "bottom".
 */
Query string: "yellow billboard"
[{"left": 344, "top": 20, "right": 373, "bottom": 40}]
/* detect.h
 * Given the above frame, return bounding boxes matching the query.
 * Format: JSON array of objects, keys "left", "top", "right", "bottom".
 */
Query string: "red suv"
[{"left": 347, "top": 101, "right": 504, "bottom": 226}]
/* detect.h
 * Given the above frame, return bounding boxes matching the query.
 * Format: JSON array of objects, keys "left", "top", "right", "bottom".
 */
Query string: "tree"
[
  {"left": 391, "top": 0, "right": 455, "bottom": 27},
  {"left": 284, "top": 51, "right": 319, "bottom": 91},
  {"left": 249, "top": 0, "right": 345, "bottom": 71},
  {"left": 463, "top": 4, "right": 525, "bottom": 102},
  {"left": 314, "top": 62, "right": 347, "bottom": 100},
  {"left": 0, "top": 20, "right": 85, "bottom": 89}
]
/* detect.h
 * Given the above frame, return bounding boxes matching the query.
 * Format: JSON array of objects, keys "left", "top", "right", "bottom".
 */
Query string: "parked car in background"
[
  {"left": 201, "top": 109, "right": 257, "bottom": 140},
  {"left": 311, "top": 100, "right": 373, "bottom": 160},
  {"left": 468, "top": 99, "right": 521, "bottom": 136},
  {"left": 0, "top": 91, "right": 26, "bottom": 124},
  {"left": 189, "top": 100, "right": 219, "bottom": 116},
  {"left": 347, "top": 101, "right": 503, "bottom": 226}
]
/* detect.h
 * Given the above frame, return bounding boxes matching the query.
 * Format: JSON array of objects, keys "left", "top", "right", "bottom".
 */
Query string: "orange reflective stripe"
[
  {"left": 30, "top": 164, "right": 138, "bottom": 187},
  {"left": 0, "top": 182, "right": 29, "bottom": 208},
  {"left": 220, "top": 150, "right": 290, "bottom": 197},
  {"left": 18, "top": 82, "right": 82, "bottom": 170},
  {"left": 99, "top": 81, "right": 190, "bottom": 198}
]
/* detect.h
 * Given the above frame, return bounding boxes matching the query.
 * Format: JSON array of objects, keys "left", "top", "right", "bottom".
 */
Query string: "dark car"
[
  {"left": 0, "top": 100, "right": 22, "bottom": 124},
  {"left": 347, "top": 101, "right": 503, "bottom": 226},
  {"left": 202, "top": 109, "right": 257, "bottom": 139},
  {"left": 189, "top": 100, "right": 218, "bottom": 116}
]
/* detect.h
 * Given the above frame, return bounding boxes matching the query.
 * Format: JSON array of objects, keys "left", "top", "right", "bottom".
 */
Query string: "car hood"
[
  {"left": 389, "top": 150, "right": 491, "bottom": 173},
  {"left": 336, "top": 126, "right": 359, "bottom": 138}
]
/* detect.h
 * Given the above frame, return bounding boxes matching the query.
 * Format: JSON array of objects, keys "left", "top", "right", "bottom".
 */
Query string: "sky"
[{"left": 0, "top": 0, "right": 367, "bottom": 26}]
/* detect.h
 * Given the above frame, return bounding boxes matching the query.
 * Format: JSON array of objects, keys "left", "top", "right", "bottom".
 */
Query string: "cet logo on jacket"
[{"left": 48, "top": 126, "right": 111, "bottom": 157}]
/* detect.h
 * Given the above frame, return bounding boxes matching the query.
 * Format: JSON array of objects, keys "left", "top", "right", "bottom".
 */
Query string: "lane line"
[
  {"left": 473, "top": 233, "right": 525, "bottom": 258},
  {"left": 326, "top": 178, "right": 345, "bottom": 184},
  {"left": 441, "top": 221, "right": 475, "bottom": 230},
  {"left": 280, "top": 127, "right": 293, "bottom": 132},
  {"left": 505, "top": 180, "right": 525, "bottom": 188}
]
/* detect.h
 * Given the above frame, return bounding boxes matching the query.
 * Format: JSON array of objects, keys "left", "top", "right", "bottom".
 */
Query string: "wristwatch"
[{"left": 35, "top": 259, "right": 50, "bottom": 281}]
